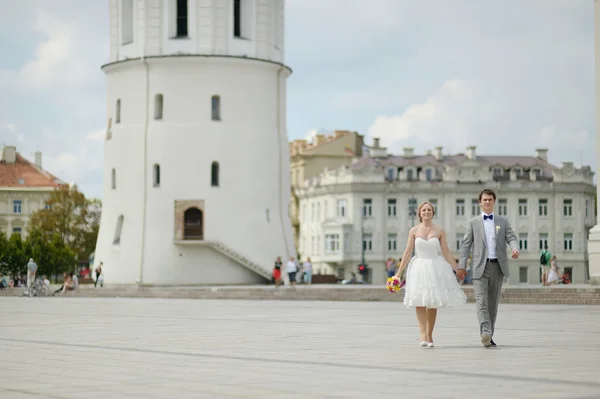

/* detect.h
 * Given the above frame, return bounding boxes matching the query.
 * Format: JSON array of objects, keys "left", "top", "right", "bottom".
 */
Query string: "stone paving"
[{"left": 1, "top": 297, "right": 599, "bottom": 399}]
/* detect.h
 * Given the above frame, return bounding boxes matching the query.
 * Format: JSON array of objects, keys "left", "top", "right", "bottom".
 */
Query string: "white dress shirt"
[{"left": 482, "top": 212, "right": 497, "bottom": 259}]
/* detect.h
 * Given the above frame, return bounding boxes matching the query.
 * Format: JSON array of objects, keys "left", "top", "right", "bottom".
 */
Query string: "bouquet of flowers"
[{"left": 386, "top": 276, "right": 405, "bottom": 293}]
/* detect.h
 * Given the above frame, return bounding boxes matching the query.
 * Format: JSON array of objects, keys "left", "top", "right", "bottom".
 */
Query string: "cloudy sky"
[{"left": 0, "top": 0, "right": 595, "bottom": 199}]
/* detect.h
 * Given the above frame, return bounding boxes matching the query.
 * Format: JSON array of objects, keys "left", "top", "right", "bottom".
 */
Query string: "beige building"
[
  {"left": 295, "top": 142, "right": 596, "bottom": 285},
  {"left": 0, "top": 145, "right": 64, "bottom": 238},
  {"left": 289, "top": 130, "right": 365, "bottom": 251}
]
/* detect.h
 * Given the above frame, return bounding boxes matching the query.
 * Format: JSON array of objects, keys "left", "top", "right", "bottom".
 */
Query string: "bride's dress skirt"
[{"left": 403, "top": 256, "right": 468, "bottom": 308}]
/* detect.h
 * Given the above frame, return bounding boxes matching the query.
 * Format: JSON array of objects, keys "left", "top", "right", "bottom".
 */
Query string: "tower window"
[
  {"left": 211, "top": 95, "right": 221, "bottom": 121},
  {"left": 176, "top": 0, "right": 188, "bottom": 37},
  {"left": 233, "top": 0, "right": 252, "bottom": 39},
  {"left": 116, "top": 99, "right": 121, "bottom": 123},
  {"left": 153, "top": 164, "right": 160, "bottom": 187},
  {"left": 211, "top": 161, "right": 219, "bottom": 187},
  {"left": 113, "top": 215, "right": 124, "bottom": 245},
  {"left": 121, "top": 0, "right": 134, "bottom": 44},
  {"left": 111, "top": 168, "right": 116, "bottom": 190},
  {"left": 154, "top": 94, "right": 163, "bottom": 120},
  {"left": 233, "top": 0, "right": 241, "bottom": 38}
]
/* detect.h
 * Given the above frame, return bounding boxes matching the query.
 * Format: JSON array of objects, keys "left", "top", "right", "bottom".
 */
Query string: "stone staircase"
[{"left": 207, "top": 240, "right": 271, "bottom": 280}]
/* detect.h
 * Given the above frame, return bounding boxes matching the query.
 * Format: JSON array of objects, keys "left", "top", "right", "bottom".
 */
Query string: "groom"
[{"left": 458, "top": 189, "right": 519, "bottom": 348}]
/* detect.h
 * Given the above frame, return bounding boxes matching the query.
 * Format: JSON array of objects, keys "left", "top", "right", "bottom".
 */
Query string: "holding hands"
[{"left": 512, "top": 248, "right": 519, "bottom": 259}]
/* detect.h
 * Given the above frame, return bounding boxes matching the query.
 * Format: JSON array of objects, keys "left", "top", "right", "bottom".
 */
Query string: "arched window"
[
  {"left": 116, "top": 99, "right": 121, "bottom": 123},
  {"left": 176, "top": 0, "right": 188, "bottom": 37},
  {"left": 153, "top": 164, "right": 160, "bottom": 187},
  {"left": 184, "top": 208, "right": 203, "bottom": 240},
  {"left": 211, "top": 95, "right": 221, "bottom": 121},
  {"left": 154, "top": 94, "right": 163, "bottom": 120},
  {"left": 111, "top": 168, "right": 116, "bottom": 190},
  {"left": 113, "top": 215, "right": 124, "bottom": 244},
  {"left": 211, "top": 161, "right": 219, "bottom": 187}
]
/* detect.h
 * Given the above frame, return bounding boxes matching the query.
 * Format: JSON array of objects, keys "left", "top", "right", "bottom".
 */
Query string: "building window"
[
  {"left": 211, "top": 95, "right": 221, "bottom": 121},
  {"left": 564, "top": 233, "right": 573, "bottom": 251},
  {"left": 518, "top": 199, "right": 528, "bottom": 216},
  {"left": 456, "top": 233, "right": 463, "bottom": 251},
  {"left": 428, "top": 199, "right": 438, "bottom": 213},
  {"left": 121, "top": 0, "right": 134, "bottom": 44},
  {"left": 519, "top": 233, "right": 528, "bottom": 251},
  {"left": 116, "top": 99, "right": 121, "bottom": 123},
  {"left": 12, "top": 227, "right": 22, "bottom": 235},
  {"left": 498, "top": 199, "right": 507, "bottom": 216},
  {"left": 514, "top": 167, "right": 523, "bottom": 177},
  {"left": 233, "top": 0, "right": 252, "bottom": 39},
  {"left": 111, "top": 169, "right": 116, "bottom": 190},
  {"left": 386, "top": 168, "right": 394, "bottom": 181},
  {"left": 154, "top": 94, "right": 163, "bottom": 120},
  {"left": 113, "top": 215, "right": 124, "bottom": 245},
  {"left": 13, "top": 200, "right": 22, "bottom": 214},
  {"left": 532, "top": 168, "right": 542, "bottom": 177},
  {"left": 362, "top": 198, "right": 372, "bottom": 218},
  {"left": 425, "top": 168, "right": 433, "bottom": 181},
  {"left": 211, "top": 161, "right": 219, "bottom": 187},
  {"left": 519, "top": 267, "right": 528, "bottom": 283},
  {"left": 586, "top": 199, "right": 591, "bottom": 218},
  {"left": 311, "top": 203, "right": 315, "bottom": 222},
  {"left": 184, "top": 208, "right": 203, "bottom": 240},
  {"left": 324, "top": 200, "right": 328, "bottom": 220},
  {"left": 563, "top": 199, "right": 573, "bottom": 217},
  {"left": 406, "top": 169, "right": 415, "bottom": 181},
  {"left": 337, "top": 199, "right": 346, "bottom": 217},
  {"left": 539, "top": 233, "right": 548, "bottom": 251},
  {"left": 387, "top": 199, "right": 397, "bottom": 217},
  {"left": 362, "top": 233, "right": 373, "bottom": 252},
  {"left": 176, "top": 0, "right": 188, "bottom": 37},
  {"left": 388, "top": 233, "right": 397, "bottom": 251},
  {"left": 344, "top": 232, "right": 350, "bottom": 253},
  {"left": 44, "top": 203, "right": 51, "bottom": 210},
  {"left": 471, "top": 199, "right": 479, "bottom": 216},
  {"left": 153, "top": 164, "right": 160, "bottom": 187},
  {"left": 317, "top": 202, "right": 321, "bottom": 221},
  {"left": 538, "top": 199, "right": 548, "bottom": 216},
  {"left": 325, "top": 234, "right": 340, "bottom": 253},
  {"left": 493, "top": 167, "right": 503, "bottom": 176},
  {"left": 456, "top": 199, "right": 465, "bottom": 216}
]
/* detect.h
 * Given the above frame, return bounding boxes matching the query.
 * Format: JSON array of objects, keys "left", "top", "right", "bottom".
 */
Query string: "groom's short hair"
[{"left": 478, "top": 189, "right": 496, "bottom": 202}]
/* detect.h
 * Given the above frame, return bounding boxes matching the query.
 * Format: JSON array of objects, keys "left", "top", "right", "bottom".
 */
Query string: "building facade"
[
  {"left": 289, "top": 130, "right": 364, "bottom": 249},
  {"left": 0, "top": 146, "right": 63, "bottom": 238},
  {"left": 296, "top": 143, "right": 596, "bottom": 285},
  {"left": 94, "top": 0, "right": 296, "bottom": 285}
]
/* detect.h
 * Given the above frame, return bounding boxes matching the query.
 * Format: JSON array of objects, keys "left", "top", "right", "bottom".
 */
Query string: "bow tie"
[{"left": 483, "top": 214, "right": 494, "bottom": 221}]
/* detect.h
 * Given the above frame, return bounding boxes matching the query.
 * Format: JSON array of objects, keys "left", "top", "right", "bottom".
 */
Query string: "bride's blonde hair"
[{"left": 418, "top": 201, "right": 436, "bottom": 222}]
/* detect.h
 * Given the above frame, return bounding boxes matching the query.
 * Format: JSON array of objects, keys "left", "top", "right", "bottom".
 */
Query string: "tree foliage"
[{"left": 28, "top": 184, "right": 100, "bottom": 260}]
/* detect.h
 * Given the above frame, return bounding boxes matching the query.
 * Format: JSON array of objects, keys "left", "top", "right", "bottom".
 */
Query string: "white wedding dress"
[{"left": 403, "top": 237, "right": 468, "bottom": 308}]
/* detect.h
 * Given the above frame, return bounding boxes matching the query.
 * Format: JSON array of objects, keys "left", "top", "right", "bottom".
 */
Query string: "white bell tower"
[{"left": 94, "top": 0, "right": 295, "bottom": 285}]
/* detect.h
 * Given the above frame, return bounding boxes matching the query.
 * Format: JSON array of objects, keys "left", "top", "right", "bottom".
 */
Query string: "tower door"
[{"left": 184, "top": 208, "right": 203, "bottom": 240}]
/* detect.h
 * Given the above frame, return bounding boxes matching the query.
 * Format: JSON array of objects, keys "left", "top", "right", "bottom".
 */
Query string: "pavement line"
[{"left": 1, "top": 336, "right": 599, "bottom": 389}]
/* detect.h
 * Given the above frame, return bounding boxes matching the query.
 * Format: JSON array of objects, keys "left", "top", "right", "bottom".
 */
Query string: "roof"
[{"left": 0, "top": 153, "right": 64, "bottom": 188}]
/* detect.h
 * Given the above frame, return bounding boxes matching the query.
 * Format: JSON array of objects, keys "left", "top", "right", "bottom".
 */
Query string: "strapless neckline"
[{"left": 415, "top": 236, "right": 440, "bottom": 242}]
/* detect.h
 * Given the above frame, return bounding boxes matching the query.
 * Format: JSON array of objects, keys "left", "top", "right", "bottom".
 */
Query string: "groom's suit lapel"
[{"left": 479, "top": 216, "right": 487, "bottom": 248}]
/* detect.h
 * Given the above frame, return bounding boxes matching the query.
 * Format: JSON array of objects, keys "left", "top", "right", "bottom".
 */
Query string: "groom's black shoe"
[{"left": 490, "top": 339, "right": 497, "bottom": 347}]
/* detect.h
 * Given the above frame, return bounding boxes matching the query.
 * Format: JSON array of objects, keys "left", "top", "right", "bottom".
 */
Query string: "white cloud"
[
  {"left": 86, "top": 129, "right": 106, "bottom": 141},
  {"left": 3, "top": 124, "right": 25, "bottom": 143}
]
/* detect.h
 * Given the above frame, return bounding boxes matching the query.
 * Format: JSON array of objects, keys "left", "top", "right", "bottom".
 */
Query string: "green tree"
[
  {"left": 26, "top": 229, "right": 75, "bottom": 281},
  {"left": 28, "top": 184, "right": 101, "bottom": 260},
  {"left": 4, "top": 233, "right": 30, "bottom": 278},
  {"left": 0, "top": 232, "right": 9, "bottom": 273}
]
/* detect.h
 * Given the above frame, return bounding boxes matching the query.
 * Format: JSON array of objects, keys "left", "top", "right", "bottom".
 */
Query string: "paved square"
[{"left": 1, "top": 297, "right": 598, "bottom": 399}]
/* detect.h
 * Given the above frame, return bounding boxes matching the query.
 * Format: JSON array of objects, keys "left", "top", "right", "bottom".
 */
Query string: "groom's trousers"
[{"left": 473, "top": 261, "right": 504, "bottom": 336}]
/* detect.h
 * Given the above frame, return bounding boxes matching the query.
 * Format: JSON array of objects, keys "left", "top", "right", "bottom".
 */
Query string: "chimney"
[
  {"left": 372, "top": 137, "right": 381, "bottom": 148},
  {"left": 433, "top": 146, "right": 443, "bottom": 161},
  {"left": 34, "top": 151, "right": 42, "bottom": 168},
  {"left": 2, "top": 146, "right": 16, "bottom": 164},
  {"left": 403, "top": 147, "right": 415, "bottom": 158},
  {"left": 536, "top": 148, "right": 548, "bottom": 162},
  {"left": 466, "top": 146, "right": 476, "bottom": 160},
  {"left": 425, "top": 149, "right": 432, "bottom": 156}
]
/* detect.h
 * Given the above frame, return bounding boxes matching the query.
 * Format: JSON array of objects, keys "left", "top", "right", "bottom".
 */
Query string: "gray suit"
[{"left": 459, "top": 214, "right": 518, "bottom": 337}]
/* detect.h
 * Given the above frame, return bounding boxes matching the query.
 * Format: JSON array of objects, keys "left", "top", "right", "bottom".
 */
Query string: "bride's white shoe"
[
  {"left": 420, "top": 341, "right": 428, "bottom": 348},
  {"left": 427, "top": 342, "right": 434, "bottom": 348}
]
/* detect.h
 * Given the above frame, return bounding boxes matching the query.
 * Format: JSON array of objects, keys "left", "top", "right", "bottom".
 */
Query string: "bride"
[{"left": 394, "top": 201, "right": 467, "bottom": 348}]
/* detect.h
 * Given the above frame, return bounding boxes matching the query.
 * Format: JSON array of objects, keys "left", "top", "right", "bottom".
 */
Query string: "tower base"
[{"left": 587, "top": 225, "right": 600, "bottom": 284}]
